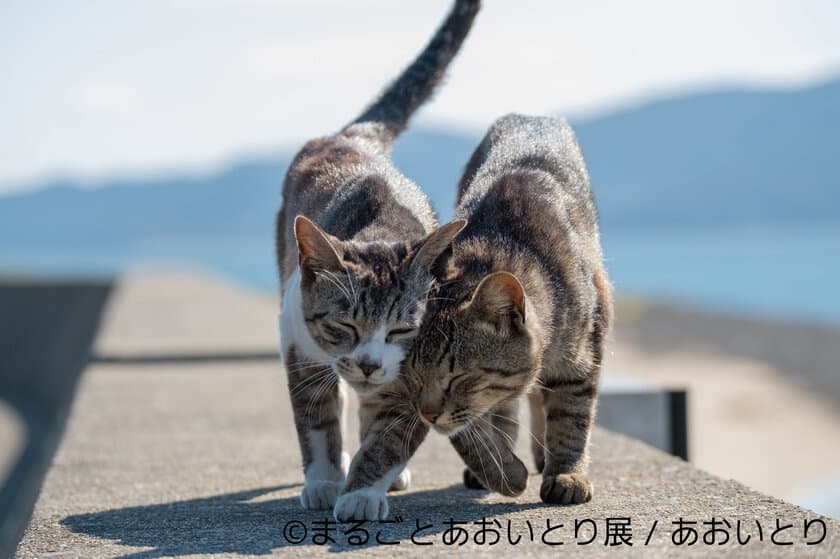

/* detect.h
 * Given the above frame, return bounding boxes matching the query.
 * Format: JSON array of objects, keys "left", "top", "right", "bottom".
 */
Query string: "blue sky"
[{"left": 3, "top": 0, "right": 840, "bottom": 192}]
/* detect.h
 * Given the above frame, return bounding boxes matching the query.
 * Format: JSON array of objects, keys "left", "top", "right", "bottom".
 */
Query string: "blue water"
[
  {"left": 601, "top": 223, "right": 840, "bottom": 324},
  {"left": 2, "top": 223, "right": 839, "bottom": 324}
]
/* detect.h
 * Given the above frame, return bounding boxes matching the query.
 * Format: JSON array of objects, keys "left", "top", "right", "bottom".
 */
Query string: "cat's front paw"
[
  {"left": 540, "top": 473, "right": 592, "bottom": 505},
  {"left": 469, "top": 454, "right": 529, "bottom": 496},
  {"left": 463, "top": 468, "right": 486, "bottom": 490},
  {"left": 333, "top": 489, "right": 389, "bottom": 521},
  {"left": 300, "top": 480, "right": 342, "bottom": 510},
  {"left": 389, "top": 468, "right": 411, "bottom": 492}
]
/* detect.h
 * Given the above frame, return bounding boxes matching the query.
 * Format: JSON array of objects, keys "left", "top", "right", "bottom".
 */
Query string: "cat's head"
[
  {"left": 294, "top": 215, "right": 466, "bottom": 395},
  {"left": 403, "top": 271, "right": 541, "bottom": 434}
]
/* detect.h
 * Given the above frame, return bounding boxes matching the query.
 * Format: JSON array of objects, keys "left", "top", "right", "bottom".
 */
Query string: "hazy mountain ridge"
[{"left": 2, "top": 78, "right": 838, "bottom": 244}]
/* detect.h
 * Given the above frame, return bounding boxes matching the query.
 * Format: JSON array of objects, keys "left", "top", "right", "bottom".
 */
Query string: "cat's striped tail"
[{"left": 347, "top": 0, "right": 480, "bottom": 144}]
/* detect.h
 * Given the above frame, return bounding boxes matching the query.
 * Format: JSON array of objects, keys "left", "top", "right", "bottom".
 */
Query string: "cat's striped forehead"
[
  {"left": 412, "top": 314, "right": 459, "bottom": 371},
  {"left": 340, "top": 241, "right": 413, "bottom": 283},
  {"left": 303, "top": 240, "right": 430, "bottom": 327}
]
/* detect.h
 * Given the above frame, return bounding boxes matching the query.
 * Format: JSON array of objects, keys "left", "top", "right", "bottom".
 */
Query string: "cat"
[
  {"left": 275, "top": 0, "right": 481, "bottom": 513},
  {"left": 365, "top": 113, "right": 611, "bottom": 511}
]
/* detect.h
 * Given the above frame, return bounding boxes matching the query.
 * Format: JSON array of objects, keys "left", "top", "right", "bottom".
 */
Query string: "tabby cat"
[
  {"left": 276, "top": 0, "right": 480, "bottom": 514},
  {"left": 342, "top": 113, "right": 611, "bottom": 519}
]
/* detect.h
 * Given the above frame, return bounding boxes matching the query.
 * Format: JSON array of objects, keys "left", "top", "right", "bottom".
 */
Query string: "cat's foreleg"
[
  {"left": 334, "top": 407, "right": 428, "bottom": 521},
  {"left": 538, "top": 366, "right": 598, "bottom": 505},
  {"left": 358, "top": 398, "right": 411, "bottom": 491},
  {"left": 450, "top": 398, "right": 528, "bottom": 496},
  {"left": 286, "top": 346, "right": 347, "bottom": 510}
]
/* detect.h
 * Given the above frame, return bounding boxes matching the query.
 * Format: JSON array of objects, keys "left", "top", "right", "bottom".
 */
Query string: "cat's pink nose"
[
  {"left": 358, "top": 360, "right": 380, "bottom": 377},
  {"left": 421, "top": 410, "right": 440, "bottom": 424}
]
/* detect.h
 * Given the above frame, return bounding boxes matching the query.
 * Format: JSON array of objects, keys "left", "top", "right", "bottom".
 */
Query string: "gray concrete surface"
[{"left": 14, "top": 274, "right": 840, "bottom": 557}]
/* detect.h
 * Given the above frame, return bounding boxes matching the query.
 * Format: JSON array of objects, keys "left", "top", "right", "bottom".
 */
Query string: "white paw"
[
  {"left": 300, "top": 480, "right": 342, "bottom": 510},
  {"left": 333, "top": 489, "right": 389, "bottom": 521},
  {"left": 389, "top": 468, "right": 411, "bottom": 491}
]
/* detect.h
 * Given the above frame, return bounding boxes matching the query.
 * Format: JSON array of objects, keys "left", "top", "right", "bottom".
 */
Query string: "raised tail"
[{"left": 347, "top": 0, "right": 480, "bottom": 144}]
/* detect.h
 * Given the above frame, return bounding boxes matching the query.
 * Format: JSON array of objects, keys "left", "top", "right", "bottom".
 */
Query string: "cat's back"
[
  {"left": 456, "top": 114, "right": 601, "bottom": 254},
  {"left": 277, "top": 127, "right": 436, "bottom": 281},
  {"left": 458, "top": 114, "right": 595, "bottom": 220},
  {"left": 282, "top": 128, "right": 386, "bottom": 223}
]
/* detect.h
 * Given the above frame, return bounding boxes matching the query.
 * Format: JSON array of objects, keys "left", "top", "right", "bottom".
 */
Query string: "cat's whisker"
[
  {"left": 465, "top": 424, "right": 491, "bottom": 489},
  {"left": 474, "top": 419, "right": 510, "bottom": 492},
  {"left": 284, "top": 358, "right": 332, "bottom": 369},
  {"left": 434, "top": 324, "right": 450, "bottom": 343},
  {"left": 285, "top": 361, "right": 332, "bottom": 374},
  {"left": 314, "top": 270, "right": 353, "bottom": 304},
  {"left": 288, "top": 367, "right": 333, "bottom": 390},
  {"left": 288, "top": 359, "right": 329, "bottom": 367},
  {"left": 403, "top": 414, "right": 419, "bottom": 462},
  {"left": 319, "top": 376, "right": 340, "bottom": 417},
  {"left": 481, "top": 416, "right": 517, "bottom": 449},
  {"left": 486, "top": 411, "right": 552, "bottom": 456},
  {"left": 379, "top": 411, "right": 413, "bottom": 444},
  {"left": 379, "top": 408, "right": 412, "bottom": 434},
  {"left": 323, "top": 270, "right": 355, "bottom": 303},
  {"left": 288, "top": 368, "right": 334, "bottom": 396},
  {"left": 316, "top": 376, "right": 339, "bottom": 418},
  {"left": 304, "top": 373, "right": 337, "bottom": 419},
  {"left": 343, "top": 269, "right": 358, "bottom": 304}
]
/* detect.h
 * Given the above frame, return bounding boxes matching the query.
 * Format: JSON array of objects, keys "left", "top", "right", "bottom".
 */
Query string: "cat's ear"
[
  {"left": 410, "top": 219, "right": 467, "bottom": 275},
  {"left": 294, "top": 215, "right": 343, "bottom": 273},
  {"left": 468, "top": 271, "right": 526, "bottom": 328}
]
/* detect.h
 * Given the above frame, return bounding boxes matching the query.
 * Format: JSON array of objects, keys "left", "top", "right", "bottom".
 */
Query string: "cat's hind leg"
[{"left": 528, "top": 389, "right": 546, "bottom": 473}]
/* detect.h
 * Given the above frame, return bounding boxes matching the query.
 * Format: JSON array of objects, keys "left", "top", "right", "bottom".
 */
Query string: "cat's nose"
[
  {"left": 421, "top": 410, "right": 440, "bottom": 424},
  {"left": 358, "top": 360, "right": 381, "bottom": 377}
]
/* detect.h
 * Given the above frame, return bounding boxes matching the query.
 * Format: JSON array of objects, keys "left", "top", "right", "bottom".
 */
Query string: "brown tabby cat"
[
  {"left": 276, "top": 0, "right": 480, "bottom": 515},
  {"left": 341, "top": 113, "right": 611, "bottom": 519}
]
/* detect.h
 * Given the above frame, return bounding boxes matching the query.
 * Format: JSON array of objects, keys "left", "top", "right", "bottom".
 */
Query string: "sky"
[{"left": 2, "top": 0, "right": 840, "bottom": 192}]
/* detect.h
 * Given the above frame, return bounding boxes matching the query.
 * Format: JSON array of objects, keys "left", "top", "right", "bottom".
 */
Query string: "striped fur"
[
  {"left": 275, "top": 0, "right": 481, "bottom": 517},
  {"left": 406, "top": 114, "right": 613, "bottom": 505}
]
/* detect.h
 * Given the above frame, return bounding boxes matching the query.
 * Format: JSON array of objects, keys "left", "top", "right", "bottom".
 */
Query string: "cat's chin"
[
  {"left": 429, "top": 421, "right": 465, "bottom": 436},
  {"left": 344, "top": 378, "right": 384, "bottom": 395}
]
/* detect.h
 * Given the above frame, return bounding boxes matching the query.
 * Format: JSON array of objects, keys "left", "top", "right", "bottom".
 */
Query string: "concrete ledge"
[
  {"left": 14, "top": 274, "right": 838, "bottom": 557},
  {"left": 16, "top": 362, "right": 839, "bottom": 557}
]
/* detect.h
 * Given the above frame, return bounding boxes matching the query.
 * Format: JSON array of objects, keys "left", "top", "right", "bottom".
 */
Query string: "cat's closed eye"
[
  {"left": 320, "top": 320, "right": 358, "bottom": 345},
  {"left": 442, "top": 375, "right": 462, "bottom": 395},
  {"left": 386, "top": 327, "right": 417, "bottom": 343}
]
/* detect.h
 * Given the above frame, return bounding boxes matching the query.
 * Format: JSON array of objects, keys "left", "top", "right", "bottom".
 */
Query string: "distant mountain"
[
  {"left": 1, "top": 77, "right": 838, "bottom": 245},
  {"left": 575, "top": 78, "right": 840, "bottom": 228}
]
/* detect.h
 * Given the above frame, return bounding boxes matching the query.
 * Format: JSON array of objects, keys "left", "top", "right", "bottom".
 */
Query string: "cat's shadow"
[{"left": 61, "top": 481, "right": 552, "bottom": 556}]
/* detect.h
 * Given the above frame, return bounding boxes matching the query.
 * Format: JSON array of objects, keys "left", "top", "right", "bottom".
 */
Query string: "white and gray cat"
[{"left": 275, "top": 0, "right": 481, "bottom": 517}]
